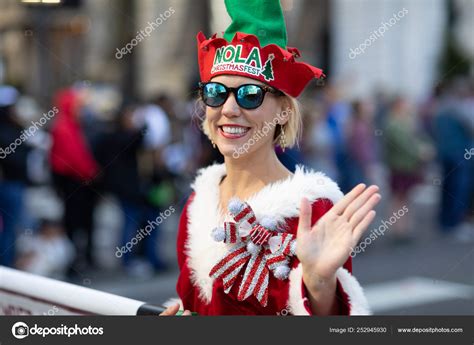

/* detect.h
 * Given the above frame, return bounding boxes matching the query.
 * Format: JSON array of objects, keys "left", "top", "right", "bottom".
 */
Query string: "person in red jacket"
[
  {"left": 163, "top": 0, "right": 380, "bottom": 315},
  {"left": 50, "top": 88, "right": 99, "bottom": 275}
]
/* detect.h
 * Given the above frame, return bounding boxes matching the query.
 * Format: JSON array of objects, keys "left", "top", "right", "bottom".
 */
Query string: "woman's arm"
[
  {"left": 296, "top": 184, "right": 381, "bottom": 315},
  {"left": 302, "top": 270, "right": 339, "bottom": 315}
]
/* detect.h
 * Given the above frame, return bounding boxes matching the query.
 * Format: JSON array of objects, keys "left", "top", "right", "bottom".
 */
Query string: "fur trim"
[
  {"left": 287, "top": 263, "right": 310, "bottom": 315},
  {"left": 185, "top": 163, "right": 344, "bottom": 303},
  {"left": 336, "top": 267, "right": 371, "bottom": 315},
  {"left": 287, "top": 265, "right": 371, "bottom": 315}
]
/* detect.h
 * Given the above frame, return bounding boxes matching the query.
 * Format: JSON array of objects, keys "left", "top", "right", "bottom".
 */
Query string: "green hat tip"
[{"left": 223, "top": 0, "right": 288, "bottom": 49}]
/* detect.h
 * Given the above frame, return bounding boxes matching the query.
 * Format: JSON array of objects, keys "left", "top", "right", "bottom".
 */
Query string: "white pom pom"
[
  {"left": 211, "top": 227, "right": 225, "bottom": 242},
  {"left": 260, "top": 217, "right": 277, "bottom": 230},
  {"left": 274, "top": 264, "right": 290, "bottom": 280},
  {"left": 228, "top": 198, "right": 243, "bottom": 214},
  {"left": 247, "top": 242, "right": 261, "bottom": 255}
]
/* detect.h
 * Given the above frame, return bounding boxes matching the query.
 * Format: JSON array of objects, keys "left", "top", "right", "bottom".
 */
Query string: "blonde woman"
[{"left": 162, "top": 0, "right": 380, "bottom": 316}]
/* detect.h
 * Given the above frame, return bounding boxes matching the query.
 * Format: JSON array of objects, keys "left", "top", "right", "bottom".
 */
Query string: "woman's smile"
[{"left": 218, "top": 124, "right": 251, "bottom": 139}]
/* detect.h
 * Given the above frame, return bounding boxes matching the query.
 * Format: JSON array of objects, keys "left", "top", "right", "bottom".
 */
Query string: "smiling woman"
[
  {"left": 199, "top": 79, "right": 302, "bottom": 154},
  {"left": 161, "top": 0, "right": 381, "bottom": 316}
]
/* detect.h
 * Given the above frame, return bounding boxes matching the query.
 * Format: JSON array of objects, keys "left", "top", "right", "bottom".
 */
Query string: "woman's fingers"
[
  {"left": 159, "top": 304, "right": 193, "bottom": 316},
  {"left": 352, "top": 210, "right": 377, "bottom": 243},
  {"left": 297, "top": 197, "right": 312, "bottom": 235},
  {"left": 342, "top": 185, "right": 379, "bottom": 220},
  {"left": 349, "top": 193, "right": 381, "bottom": 228},
  {"left": 159, "top": 303, "right": 180, "bottom": 316},
  {"left": 330, "top": 184, "right": 367, "bottom": 216}
]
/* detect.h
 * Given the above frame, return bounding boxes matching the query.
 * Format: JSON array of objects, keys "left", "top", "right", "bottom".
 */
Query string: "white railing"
[{"left": 0, "top": 266, "right": 163, "bottom": 315}]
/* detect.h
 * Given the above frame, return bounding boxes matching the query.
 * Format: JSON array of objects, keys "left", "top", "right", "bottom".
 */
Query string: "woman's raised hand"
[{"left": 296, "top": 184, "right": 381, "bottom": 284}]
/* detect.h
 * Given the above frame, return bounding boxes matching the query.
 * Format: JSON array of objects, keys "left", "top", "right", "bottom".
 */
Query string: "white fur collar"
[{"left": 185, "top": 163, "right": 343, "bottom": 303}]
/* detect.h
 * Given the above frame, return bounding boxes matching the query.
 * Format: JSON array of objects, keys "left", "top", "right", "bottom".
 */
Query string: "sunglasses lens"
[
  {"left": 237, "top": 85, "right": 264, "bottom": 109},
  {"left": 202, "top": 83, "right": 228, "bottom": 107}
]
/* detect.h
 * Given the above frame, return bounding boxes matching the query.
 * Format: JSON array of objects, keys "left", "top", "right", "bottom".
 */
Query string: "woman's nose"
[{"left": 221, "top": 92, "right": 241, "bottom": 118}]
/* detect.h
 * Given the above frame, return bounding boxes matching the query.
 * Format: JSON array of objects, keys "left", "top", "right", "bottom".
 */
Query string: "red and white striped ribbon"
[{"left": 209, "top": 200, "right": 297, "bottom": 307}]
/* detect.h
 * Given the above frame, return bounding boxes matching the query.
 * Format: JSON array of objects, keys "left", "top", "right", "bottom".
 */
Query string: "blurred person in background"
[
  {"left": 373, "top": 89, "right": 391, "bottom": 133},
  {"left": 434, "top": 79, "right": 474, "bottom": 240},
  {"left": 304, "top": 96, "right": 337, "bottom": 179},
  {"left": 347, "top": 100, "right": 377, "bottom": 185},
  {"left": 15, "top": 219, "right": 74, "bottom": 279},
  {"left": 466, "top": 82, "right": 474, "bottom": 235},
  {"left": 463, "top": 80, "right": 474, "bottom": 228},
  {"left": 383, "top": 97, "right": 433, "bottom": 243},
  {"left": 0, "top": 85, "right": 31, "bottom": 267},
  {"left": 96, "top": 104, "right": 169, "bottom": 277},
  {"left": 191, "top": 88, "right": 225, "bottom": 169},
  {"left": 50, "top": 88, "right": 100, "bottom": 276},
  {"left": 419, "top": 85, "right": 443, "bottom": 140},
  {"left": 136, "top": 95, "right": 174, "bottom": 273},
  {"left": 135, "top": 95, "right": 172, "bottom": 151},
  {"left": 181, "top": 84, "right": 215, "bottom": 174},
  {"left": 323, "top": 84, "right": 353, "bottom": 193},
  {"left": 152, "top": 93, "right": 192, "bottom": 188}
]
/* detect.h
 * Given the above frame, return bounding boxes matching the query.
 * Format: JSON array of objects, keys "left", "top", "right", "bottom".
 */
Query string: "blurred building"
[
  {"left": 0, "top": 0, "right": 472, "bottom": 104},
  {"left": 332, "top": 0, "right": 446, "bottom": 100}
]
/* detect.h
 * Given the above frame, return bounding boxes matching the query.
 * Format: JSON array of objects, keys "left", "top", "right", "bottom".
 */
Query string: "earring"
[
  {"left": 211, "top": 139, "right": 216, "bottom": 149},
  {"left": 280, "top": 125, "right": 286, "bottom": 152}
]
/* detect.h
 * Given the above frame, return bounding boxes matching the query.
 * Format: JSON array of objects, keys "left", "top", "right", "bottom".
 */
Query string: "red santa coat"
[{"left": 172, "top": 164, "right": 371, "bottom": 315}]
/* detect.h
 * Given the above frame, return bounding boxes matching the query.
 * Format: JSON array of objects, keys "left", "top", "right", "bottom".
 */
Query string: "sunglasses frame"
[{"left": 198, "top": 81, "right": 283, "bottom": 110}]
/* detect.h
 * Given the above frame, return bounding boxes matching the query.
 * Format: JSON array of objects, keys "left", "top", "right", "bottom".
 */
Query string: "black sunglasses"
[{"left": 198, "top": 82, "right": 283, "bottom": 110}]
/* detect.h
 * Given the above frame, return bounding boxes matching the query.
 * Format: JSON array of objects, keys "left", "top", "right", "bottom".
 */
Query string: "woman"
[
  {"left": 0, "top": 85, "right": 29, "bottom": 267},
  {"left": 384, "top": 97, "right": 429, "bottom": 242},
  {"left": 162, "top": 0, "right": 380, "bottom": 316},
  {"left": 347, "top": 100, "right": 377, "bottom": 186},
  {"left": 50, "top": 88, "right": 99, "bottom": 274}
]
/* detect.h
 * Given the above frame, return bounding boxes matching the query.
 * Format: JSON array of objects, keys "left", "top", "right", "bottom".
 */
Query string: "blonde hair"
[
  {"left": 198, "top": 94, "right": 302, "bottom": 149},
  {"left": 273, "top": 95, "right": 302, "bottom": 149}
]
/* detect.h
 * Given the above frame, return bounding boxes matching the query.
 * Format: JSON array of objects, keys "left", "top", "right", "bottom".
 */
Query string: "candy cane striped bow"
[{"left": 209, "top": 198, "right": 296, "bottom": 307}]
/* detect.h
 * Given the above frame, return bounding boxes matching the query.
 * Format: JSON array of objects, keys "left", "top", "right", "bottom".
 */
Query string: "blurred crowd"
[
  {"left": 299, "top": 79, "right": 473, "bottom": 243},
  {"left": 0, "top": 77, "right": 473, "bottom": 280}
]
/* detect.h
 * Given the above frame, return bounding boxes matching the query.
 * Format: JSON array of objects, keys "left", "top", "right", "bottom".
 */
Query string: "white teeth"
[{"left": 221, "top": 126, "right": 249, "bottom": 135}]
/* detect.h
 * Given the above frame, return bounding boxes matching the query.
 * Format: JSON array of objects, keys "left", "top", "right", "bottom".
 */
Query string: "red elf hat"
[{"left": 197, "top": 0, "right": 325, "bottom": 98}]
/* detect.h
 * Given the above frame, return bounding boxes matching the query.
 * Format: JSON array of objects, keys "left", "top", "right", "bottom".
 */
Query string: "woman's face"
[{"left": 205, "top": 75, "right": 288, "bottom": 159}]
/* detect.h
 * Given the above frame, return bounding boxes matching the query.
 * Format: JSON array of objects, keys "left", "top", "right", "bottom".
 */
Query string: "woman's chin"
[{"left": 217, "top": 144, "right": 247, "bottom": 159}]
